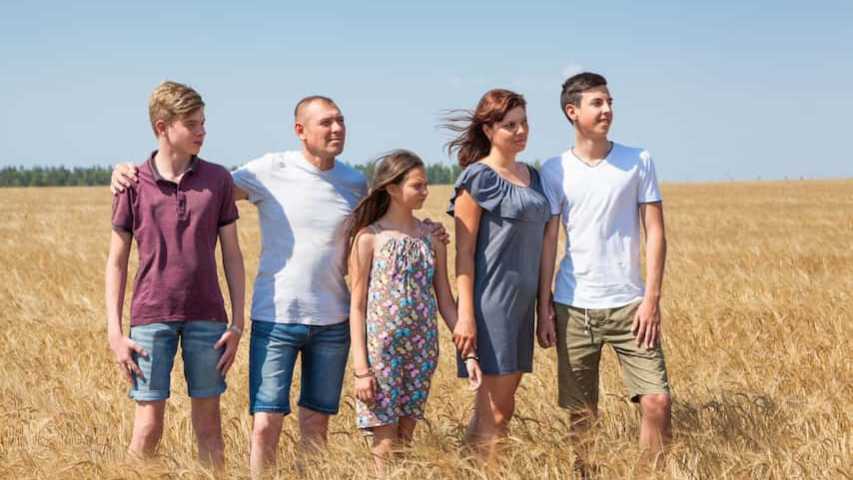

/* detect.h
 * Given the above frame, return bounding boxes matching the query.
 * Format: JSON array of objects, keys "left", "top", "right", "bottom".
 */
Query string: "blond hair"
[{"left": 148, "top": 81, "right": 205, "bottom": 136}]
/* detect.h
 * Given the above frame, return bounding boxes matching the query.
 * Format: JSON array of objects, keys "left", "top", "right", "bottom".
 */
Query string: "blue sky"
[{"left": 1, "top": 1, "right": 851, "bottom": 181}]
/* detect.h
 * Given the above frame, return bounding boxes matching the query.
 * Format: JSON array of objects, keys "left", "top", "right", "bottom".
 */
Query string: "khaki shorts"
[{"left": 555, "top": 301, "right": 671, "bottom": 410}]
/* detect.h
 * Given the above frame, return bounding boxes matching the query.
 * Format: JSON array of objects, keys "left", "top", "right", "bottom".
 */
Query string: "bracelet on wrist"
[
  {"left": 228, "top": 324, "right": 243, "bottom": 336},
  {"left": 463, "top": 354, "right": 479, "bottom": 362},
  {"left": 353, "top": 368, "right": 374, "bottom": 379}
]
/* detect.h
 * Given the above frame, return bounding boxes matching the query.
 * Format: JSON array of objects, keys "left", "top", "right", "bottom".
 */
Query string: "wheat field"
[{"left": 0, "top": 180, "right": 850, "bottom": 479}]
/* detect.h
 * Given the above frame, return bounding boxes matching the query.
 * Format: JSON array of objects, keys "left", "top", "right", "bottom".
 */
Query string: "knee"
[
  {"left": 299, "top": 411, "right": 329, "bottom": 437},
  {"left": 252, "top": 414, "right": 283, "bottom": 443},
  {"left": 194, "top": 420, "right": 222, "bottom": 444},
  {"left": 134, "top": 417, "right": 164, "bottom": 444},
  {"left": 640, "top": 394, "right": 671, "bottom": 419}
]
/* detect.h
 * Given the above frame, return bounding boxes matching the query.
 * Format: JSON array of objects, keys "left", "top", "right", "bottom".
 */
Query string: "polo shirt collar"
[{"left": 147, "top": 150, "right": 200, "bottom": 183}]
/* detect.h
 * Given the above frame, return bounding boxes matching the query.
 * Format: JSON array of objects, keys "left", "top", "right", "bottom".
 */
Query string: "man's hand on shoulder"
[
  {"left": 422, "top": 218, "right": 450, "bottom": 245},
  {"left": 110, "top": 163, "right": 138, "bottom": 194}
]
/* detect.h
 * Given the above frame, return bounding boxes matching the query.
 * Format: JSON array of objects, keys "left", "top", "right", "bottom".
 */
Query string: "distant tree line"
[
  {"left": 1, "top": 161, "right": 544, "bottom": 187},
  {"left": 0, "top": 166, "right": 113, "bottom": 187},
  {"left": 1, "top": 163, "right": 469, "bottom": 187},
  {"left": 351, "top": 162, "right": 465, "bottom": 186}
]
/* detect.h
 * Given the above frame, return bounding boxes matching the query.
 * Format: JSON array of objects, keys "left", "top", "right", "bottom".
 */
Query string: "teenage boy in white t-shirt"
[{"left": 537, "top": 72, "right": 672, "bottom": 469}]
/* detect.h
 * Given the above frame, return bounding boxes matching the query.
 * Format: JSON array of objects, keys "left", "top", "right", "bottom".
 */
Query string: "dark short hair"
[
  {"left": 294, "top": 95, "right": 337, "bottom": 120},
  {"left": 560, "top": 72, "right": 608, "bottom": 123}
]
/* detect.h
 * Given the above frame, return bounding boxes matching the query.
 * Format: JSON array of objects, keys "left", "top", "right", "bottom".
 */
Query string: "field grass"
[{"left": 0, "top": 180, "right": 850, "bottom": 479}]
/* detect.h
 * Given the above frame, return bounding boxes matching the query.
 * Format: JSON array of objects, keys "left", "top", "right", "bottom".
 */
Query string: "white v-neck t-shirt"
[
  {"left": 540, "top": 142, "right": 662, "bottom": 309},
  {"left": 232, "top": 151, "right": 368, "bottom": 325}
]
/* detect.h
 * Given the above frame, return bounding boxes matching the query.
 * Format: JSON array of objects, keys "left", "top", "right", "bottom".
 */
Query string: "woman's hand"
[{"left": 453, "top": 315, "right": 477, "bottom": 355}]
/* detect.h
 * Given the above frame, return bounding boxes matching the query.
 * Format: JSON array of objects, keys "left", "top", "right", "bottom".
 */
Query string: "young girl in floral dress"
[{"left": 347, "top": 149, "right": 481, "bottom": 473}]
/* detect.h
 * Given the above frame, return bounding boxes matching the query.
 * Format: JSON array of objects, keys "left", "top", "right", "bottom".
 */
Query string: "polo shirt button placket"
[{"left": 176, "top": 179, "right": 187, "bottom": 222}]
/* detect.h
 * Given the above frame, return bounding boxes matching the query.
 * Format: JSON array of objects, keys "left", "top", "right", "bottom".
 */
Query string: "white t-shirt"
[
  {"left": 232, "top": 151, "right": 368, "bottom": 325},
  {"left": 540, "top": 142, "right": 662, "bottom": 309}
]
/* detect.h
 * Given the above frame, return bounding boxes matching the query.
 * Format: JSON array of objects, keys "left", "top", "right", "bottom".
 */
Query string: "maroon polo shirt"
[{"left": 112, "top": 152, "right": 239, "bottom": 326}]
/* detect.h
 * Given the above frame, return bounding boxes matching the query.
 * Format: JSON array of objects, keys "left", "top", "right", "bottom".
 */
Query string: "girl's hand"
[
  {"left": 465, "top": 359, "right": 482, "bottom": 391},
  {"left": 354, "top": 373, "right": 377, "bottom": 404}
]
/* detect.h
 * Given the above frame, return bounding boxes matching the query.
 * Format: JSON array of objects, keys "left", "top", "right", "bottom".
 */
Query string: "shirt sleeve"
[
  {"left": 637, "top": 151, "right": 662, "bottom": 204},
  {"left": 231, "top": 155, "right": 270, "bottom": 204},
  {"left": 111, "top": 188, "right": 134, "bottom": 233},
  {"left": 540, "top": 159, "right": 565, "bottom": 216},
  {"left": 218, "top": 171, "right": 240, "bottom": 227}
]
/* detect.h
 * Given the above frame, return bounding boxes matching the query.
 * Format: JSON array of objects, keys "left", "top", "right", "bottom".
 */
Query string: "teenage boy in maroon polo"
[{"left": 105, "top": 81, "right": 245, "bottom": 470}]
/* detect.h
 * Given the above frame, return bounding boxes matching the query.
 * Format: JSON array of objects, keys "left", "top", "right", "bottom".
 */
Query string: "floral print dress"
[{"left": 356, "top": 223, "right": 439, "bottom": 429}]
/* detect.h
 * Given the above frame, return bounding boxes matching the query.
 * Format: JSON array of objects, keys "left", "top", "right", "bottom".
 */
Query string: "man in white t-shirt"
[
  {"left": 537, "top": 73, "right": 672, "bottom": 470},
  {"left": 231, "top": 97, "right": 366, "bottom": 476}
]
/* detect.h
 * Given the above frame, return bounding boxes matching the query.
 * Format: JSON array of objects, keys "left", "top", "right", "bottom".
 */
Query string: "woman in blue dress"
[{"left": 444, "top": 89, "right": 552, "bottom": 460}]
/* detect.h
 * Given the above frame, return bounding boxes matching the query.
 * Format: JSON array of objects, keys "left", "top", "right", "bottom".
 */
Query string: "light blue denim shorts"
[
  {"left": 249, "top": 320, "right": 350, "bottom": 416},
  {"left": 129, "top": 320, "right": 227, "bottom": 401}
]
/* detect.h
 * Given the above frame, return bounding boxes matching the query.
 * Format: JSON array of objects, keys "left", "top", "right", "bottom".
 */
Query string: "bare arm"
[
  {"left": 431, "top": 236, "right": 457, "bottom": 331},
  {"left": 453, "top": 190, "right": 481, "bottom": 356},
  {"left": 633, "top": 202, "right": 667, "bottom": 348},
  {"left": 641, "top": 202, "right": 666, "bottom": 301},
  {"left": 536, "top": 216, "right": 560, "bottom": 348},
  {"left": 433, "top": 233, "right": 481, "bottom": 389},
  {"left": 104, "top": 229, "right": 146, "bottom": 382},
  {"left": 214, "top": 221, "right": 246, "bottom": 375},
  {"left": 348, "top": 230, "right": 377, "bottom": 403}
]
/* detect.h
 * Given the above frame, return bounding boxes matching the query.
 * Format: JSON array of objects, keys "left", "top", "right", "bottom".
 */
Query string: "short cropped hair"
[
  {"left": 148, "top": 81, "right": 205, "bottom": 135},
  {"left": 294, "top": 95, "right": 337, "bottom": 120},
  {"left": 560, "top": 72, "right": 608, "bottom": 123}
]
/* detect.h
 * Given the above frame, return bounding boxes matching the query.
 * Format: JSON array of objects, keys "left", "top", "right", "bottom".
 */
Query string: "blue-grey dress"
[{"left": 447, "top": 162, "right": 551, "bottom": 376}]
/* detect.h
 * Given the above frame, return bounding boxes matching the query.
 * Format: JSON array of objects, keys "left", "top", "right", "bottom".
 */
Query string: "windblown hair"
[
  {"left": 442, "top": 89, "right": 526, "bottom": 168},
  {"left": 560, "top": 72, "right": 608, "bottom": 123},
  {"left": 346, "top": 149, "right": 425, "bottom": 264},
  {"left": 148, "top": 81, "right": 205, "bottom": 136}
]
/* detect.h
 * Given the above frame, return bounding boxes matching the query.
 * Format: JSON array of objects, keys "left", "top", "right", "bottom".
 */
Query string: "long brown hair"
[
  {"left": 346, "top": 149, "right": 425, "bottom": 264},
  {"left": 443, "top": 89, "right": 526, "bottom": 168}
]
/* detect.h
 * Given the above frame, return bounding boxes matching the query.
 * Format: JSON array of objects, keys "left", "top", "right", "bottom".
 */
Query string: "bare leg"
[
  {"left": 129, "top": 400, "right": 166, "bottom": 459},
  {"left": 638, "top": 394, "right": 672, "bottom": 467},
  {"left": 370, "top": 423, "right": 398, "bottom": 476},
  {"left": 397, "top": 416, "right": 417, "bottom": 446},
  {"left": 250, "top": 412, "right": 283, "bottom": 479},
  {"left": 569, "top": 407, "right": 597, "bottom": 478},
  {"left": 298, "top": 407, "right": 329, "bottom": 453},
  {"left": 467, "top": 373, "right": 522, "bottom": 465},
  {"left": 190, "top": 396, "right": 225, "bottom": 471}
]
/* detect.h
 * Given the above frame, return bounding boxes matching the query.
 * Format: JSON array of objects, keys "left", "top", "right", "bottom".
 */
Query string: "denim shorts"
[
  {"left": 249, "top": 320, "right": 350, "bottom": 416},
  {"left": 129, "top": 320, "right": 227, "bottom": 401}
]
